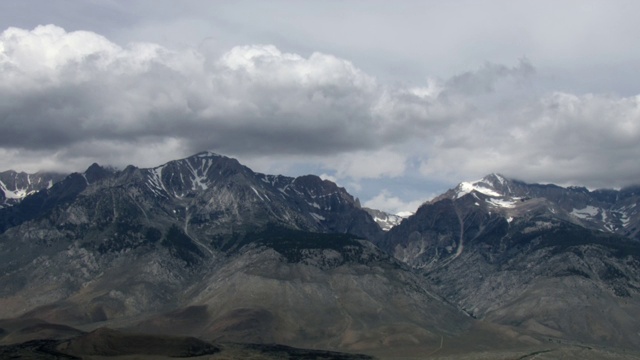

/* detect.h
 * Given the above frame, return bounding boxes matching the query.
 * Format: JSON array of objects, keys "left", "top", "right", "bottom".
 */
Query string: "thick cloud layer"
[
  {"left": 0, "top": 26, "right": 382, "bottom": 156},
  {"left": 1, "top": 25, "right": 640, "bottom": 213}
]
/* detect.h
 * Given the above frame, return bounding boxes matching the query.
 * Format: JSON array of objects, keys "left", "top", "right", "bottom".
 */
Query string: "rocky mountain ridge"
[
  {"left": 0, "top": 151, "right": 382, "bottom": 241},
  {"left": 0, "top": 152, "right": 474, "bottom": 354},
  {"left": 438, "top": 173, "right": 640, "bottom": 239},
  {"left": 2, "top": 156, "right": 640, "bottom": 357},
  {"left": 381, "top": 173, "right": 640, "bottom": 349}
]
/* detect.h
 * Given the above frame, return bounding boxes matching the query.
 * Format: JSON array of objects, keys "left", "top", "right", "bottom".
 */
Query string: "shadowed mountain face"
[
  {"left": 0, "top": 152, "right": 471, "bottom": 352},
  {"left": 0, "top": 224, "right": 471, "bottom": 351},
  {"left": 0, "top": 151, "right": 382, "bottom": 240},
  {"left": 3, "top": 157, "right": 640, "bottom": 356},
  {"left": 132, "top": 226, "right": 472, "bottom": 350},
  {"left": 381, "top": 174, "right": 640, "bottom": 349}
]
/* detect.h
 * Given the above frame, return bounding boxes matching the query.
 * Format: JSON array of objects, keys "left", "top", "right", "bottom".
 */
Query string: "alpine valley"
[{"left": 1, "top": 152, "right": 640, "bottom": 359}]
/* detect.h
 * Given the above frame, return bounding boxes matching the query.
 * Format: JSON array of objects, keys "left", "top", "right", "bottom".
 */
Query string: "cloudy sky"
[{"left": 1, "top": 1, "right": 639, "bottom": 214}]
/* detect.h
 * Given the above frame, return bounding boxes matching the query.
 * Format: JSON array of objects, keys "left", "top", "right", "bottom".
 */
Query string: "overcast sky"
[{"left": 1, "top": 1, "right": 639, "bottom": 214}]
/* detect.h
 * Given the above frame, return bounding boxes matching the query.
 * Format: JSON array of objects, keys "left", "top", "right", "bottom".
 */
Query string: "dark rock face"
[
  {"left": 4, "top": 157, "right": 640, "bottom": 354},
  {"left": 382, "top": 174, "right": 640, "bottom": 349},
  {"left": 0, "top": 152, "right": 469, "bottom": 352}
]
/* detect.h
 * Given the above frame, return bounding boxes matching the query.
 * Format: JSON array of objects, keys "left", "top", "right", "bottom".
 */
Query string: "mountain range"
[
  {"left": 379, "top": 174, "right": 640, "bottom": 350},
  {"left": 1, "top": 153, "right": 639, "bottom": 359}
]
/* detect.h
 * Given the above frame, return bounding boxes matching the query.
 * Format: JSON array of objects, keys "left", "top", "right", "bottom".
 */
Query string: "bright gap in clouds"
[{"left": 1, "top": 24, "right": 640, "bottom": 214}]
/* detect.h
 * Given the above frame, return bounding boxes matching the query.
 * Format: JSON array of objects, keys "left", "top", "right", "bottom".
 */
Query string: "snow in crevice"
[
  {"left": 80, "top": 173, "right": 89, "bottom": 185},
  {"left": 186, "top": 158, "right": 211, "bottom": 191},
  {"left": 618, "top": 211, "right": 631, "bottom": 227},
  {"left": 250, "top": 186, "right": 265, "bottom": 201},
  {"left": 147, "top": 165, "right": 170, "bottom": 197},
  {"left": 620, "top": 213, "right": 631, "bottom": 227},
  {"left": 310, "top": 212, "right": 325, "bottom": 222}
]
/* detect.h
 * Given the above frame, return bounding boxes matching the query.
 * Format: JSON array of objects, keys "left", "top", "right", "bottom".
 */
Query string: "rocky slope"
[
  {"left": 381, "top": 174, "right": 640, "bottom": 349},
  {"left": 131, "top": 226, "right": 472, "bottom": 350},
  {"left": 0, "top": 152, "right": 473, "bottom": 353},
  {"left": 438, "top": 173, "right": 640, "bottom": 239},
  {"left": 4, "top": 158, "right": 640, "bottom": 355}
]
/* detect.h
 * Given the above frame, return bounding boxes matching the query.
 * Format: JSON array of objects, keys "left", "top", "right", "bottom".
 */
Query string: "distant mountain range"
[
  {"left": 1, "top": 154, "right": 640, "bottom": 358},
  {"left": 363, "top": 207, "right": 407, "bottom": 231}
]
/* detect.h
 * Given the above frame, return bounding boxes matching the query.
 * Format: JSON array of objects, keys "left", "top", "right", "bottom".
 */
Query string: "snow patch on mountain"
[
  {"left": 310, "top": 212, "right": 325, "bottom": 222},
  {"left": 186, "top": 158, "right": 211, "bottom": 191},
  {"left": 620, "top": 212, "right": 631, "bottom": 227},
  {"left": 147, "top": 166, "right": 169, "bottom": 197},
  {"left": 364, "top": 207, "right": 407, "bottom": 231},
  {"left": 0, "top": 180, "right": 31, "bottom": 199},
  {"left": 571, "top": 205, "right": 600, "bottom": 220},
  {"left": 487, "top": 198, "right": 518, "bottom": 208},
  {"left": 249, "top": 186, "right": 263, "bottom": 201},
  {"left": 456, "top": 180, "right": 502, "bottom": 199},
  {"left": 307, "top": 201, "right": 321, "bottom": 209}
]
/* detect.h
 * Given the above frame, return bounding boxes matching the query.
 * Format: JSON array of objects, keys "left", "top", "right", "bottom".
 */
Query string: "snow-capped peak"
[
  {"left": 452, "top": 173, "right": 515, "bottom": 200},
  {"left": 363, "top": 207, "right": 407, "bottom": 231},
  {"left": 455, "top": 179, "right": 502, "bottom": 199}
]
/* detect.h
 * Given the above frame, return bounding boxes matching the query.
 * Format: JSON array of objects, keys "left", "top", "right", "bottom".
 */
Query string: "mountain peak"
[
  {"left": 450, "top": 173, "right": 518, "bottom": 200},
  {"left": 192, "top": 150, "right": 222, "bottom": 159},
  {"left": 481, "top": 173, "right": 509, "bottom": 186},
  {"left": 84, "top": 163, "right": 113, "bottom": 184},
  {"left": 455, "top": 178, "right": 500, "bottom": 199}
]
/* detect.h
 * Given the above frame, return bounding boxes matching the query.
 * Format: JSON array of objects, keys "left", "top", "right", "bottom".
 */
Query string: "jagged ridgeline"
[
  {"left": 381, "top": 174, "right": 640, "bottom": 350},
  {"left": 0, "top": 152, "right": 469, "bottom": 356},
  {"left": 2, "top": 155, "right": 640, "bottom": 358}
]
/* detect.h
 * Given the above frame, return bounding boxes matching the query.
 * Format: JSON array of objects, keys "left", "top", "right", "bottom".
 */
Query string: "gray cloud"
[
  {"left": 1, "top": 20, "right": 640, "bottom": 211},
  {"left": 0, "top": 28, "right": 386, "bottom": 162}
]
